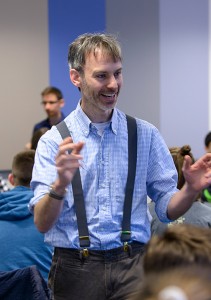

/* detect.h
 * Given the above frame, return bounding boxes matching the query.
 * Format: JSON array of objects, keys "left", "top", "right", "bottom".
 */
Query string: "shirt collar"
[{"left": 75, "top": 100, "right": 118, "bottom": 137}]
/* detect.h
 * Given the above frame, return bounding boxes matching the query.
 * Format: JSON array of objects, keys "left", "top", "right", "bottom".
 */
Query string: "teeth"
[{"left": 102, "top": 93, "right": 115, "bottom": 97}]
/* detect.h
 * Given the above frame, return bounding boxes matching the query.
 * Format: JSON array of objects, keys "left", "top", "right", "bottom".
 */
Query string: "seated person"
[
  {"left": 148, "top": 145, "right": 211, "bottom": 235},
  {"left": 25, "top": 86, "right": 65, "bottom": 149},
  {"left": 201, "top": 131, "right": 211, "bottom": 203},
  {"left": 0, "top": 150, "right": 53, "bottom": 282},
  {"left": 132, "top": 224, "right": 211, "bottom": 299},
  {"left": 130, "top": 264, "right": 211, "bottom": 300},
  {"left": 143, "top": 224, "right": 211, "bottom": 275},
  {"left": 31, "top": 127, "right": 49, "bottom": 150},
  {"left": 33, "top": 86, "right": 65, "bottom": 133}
]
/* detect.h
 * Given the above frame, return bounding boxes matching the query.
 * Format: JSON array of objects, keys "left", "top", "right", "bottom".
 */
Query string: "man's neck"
[{"left": 80, "top": 102, "right": 113, "bottom": 123}]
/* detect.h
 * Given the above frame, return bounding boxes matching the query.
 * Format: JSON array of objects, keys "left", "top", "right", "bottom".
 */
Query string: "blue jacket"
[
  {"left": 0, "top": 186, "right": 53, "bottom": 282},
  {"left": 0, "top": 265, "right": 50, "bottom": 299},
  {"left": 33, "top": 112, "right": 66, "bottom": 133}
]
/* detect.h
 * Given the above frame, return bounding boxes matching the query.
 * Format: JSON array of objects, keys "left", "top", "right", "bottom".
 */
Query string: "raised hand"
[
  {"left": 182, "top": 153, "right": 211, "bottom": 192},
  {"left": 55, "top": 137, "right": 84, "bottom": 188}
]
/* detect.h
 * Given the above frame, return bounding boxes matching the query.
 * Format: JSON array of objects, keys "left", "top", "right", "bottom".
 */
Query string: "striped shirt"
[{"left": 29, "top": 102, "right": 178, "bottom": 250}]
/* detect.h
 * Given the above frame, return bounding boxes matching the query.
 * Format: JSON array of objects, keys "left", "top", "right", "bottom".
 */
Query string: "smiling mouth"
[{"left": 101, "top": 93, "right": 116, "bottom": 98}]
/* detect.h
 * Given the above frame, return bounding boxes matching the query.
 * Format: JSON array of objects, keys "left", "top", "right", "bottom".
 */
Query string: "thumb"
[{"left": 182, "top": 155, "right": 192, "bottom": 172}]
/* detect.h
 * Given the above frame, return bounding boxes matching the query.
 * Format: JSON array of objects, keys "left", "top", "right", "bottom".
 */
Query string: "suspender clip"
[
  {"left": 123, "top": 242, "right": 132, "bottom": 256},
  {"left": 79, "top": 248, "right": 89, "bottom": 260},
  {"left": 82, "top": 248, "right": 89, "bottom": 257},
  {"left": 123, "top": 242, "right": 129, "bottom": 252}
]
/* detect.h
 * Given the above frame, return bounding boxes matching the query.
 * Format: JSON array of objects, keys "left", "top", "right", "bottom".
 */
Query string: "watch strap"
[{"left": 49, "top": 185, "right": 66, "bottom": 200}]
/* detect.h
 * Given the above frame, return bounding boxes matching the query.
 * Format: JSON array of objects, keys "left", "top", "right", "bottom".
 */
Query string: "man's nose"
[
  {"left": 107, "top": 75, "right": 118, "bottom": 89},
  {"left": 44, "top": 102, "right": 52, "bottom": 109}
]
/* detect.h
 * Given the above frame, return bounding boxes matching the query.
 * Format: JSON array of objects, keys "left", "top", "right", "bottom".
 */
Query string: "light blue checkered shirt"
[{"left": 29, "top": 102, "right": 178, "bottom": 250}]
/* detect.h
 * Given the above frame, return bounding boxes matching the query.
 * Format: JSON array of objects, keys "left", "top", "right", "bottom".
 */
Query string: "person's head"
[
  {"left": 131, "top": 265, "right": 211, "bottom": 300},
  {"left": 8, "top": 150, "right": 35, "bottom": 187},
  {"left": 143, "top": 224, "right": 211, "bottom": 275},
  {"left": 31, "top": 127, "right": 49, "bottom": 150},
  {"left": 68, "top": 33, "right": 123, "bottom": 121},
  {"left": 169, "top": 145, "right": 194, "bottom": 190},
  {"left": 41, "top": 86, "right": 65, "bottom": 119},
  {"left": 204, "top": 132, "right": 211, "bottom": 153}
]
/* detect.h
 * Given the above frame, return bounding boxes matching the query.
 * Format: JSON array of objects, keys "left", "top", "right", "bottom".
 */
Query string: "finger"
[
  {"left": 59, "top": 141, "right": 84, "bottom": 155},
  {"left": 60, "top": 137, "right": 73, "bottom": 146},
  {"left": 72, "top": 142, "right": 84, "bottom": 154},
  {"left": 205, "top": 153, "right": 211, "bottom": 160}
]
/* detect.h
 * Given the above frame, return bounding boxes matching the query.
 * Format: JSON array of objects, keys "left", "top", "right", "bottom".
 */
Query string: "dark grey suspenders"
[
  {"left": 56, "top": 114, "right": 137, "bottom": 249},
  {"left": 56, "top": 121, "right": 90, "bottom": 248},
  {"left": 121, "top": 115, "right": 137, "bottom": 243}
]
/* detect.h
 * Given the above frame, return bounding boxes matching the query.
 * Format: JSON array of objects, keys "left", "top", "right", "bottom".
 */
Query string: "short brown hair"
[
  {"left": 41, "top": 86, "right": 63, "bottom": 100},
  {"left": 12, "top": 150, "right": 35, "bottom": 186},
  {"left": 131, "top": 265, "right": 211, "bottom": 300},
  {"left": 143, "top": 224, "right": 211, "bottom": 275}
]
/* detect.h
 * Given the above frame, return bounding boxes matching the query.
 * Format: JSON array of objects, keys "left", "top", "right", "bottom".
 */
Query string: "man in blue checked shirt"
[{"left": 29, "top": 33, "right": 211, "bottom": 300}]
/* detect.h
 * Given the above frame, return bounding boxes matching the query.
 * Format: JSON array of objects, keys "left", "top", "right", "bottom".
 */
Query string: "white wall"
[
  {"left": 106, "top": 0, "right": 160, "bottom": 128},
  {"left": 0, "top": 0, "right": 48, "bottom": 169},
  {"left": 159, "top": 0, "right": 208, "bottom": 159},
  {"left": 107, "top": 0, "right": 209, "bottom": 159}
]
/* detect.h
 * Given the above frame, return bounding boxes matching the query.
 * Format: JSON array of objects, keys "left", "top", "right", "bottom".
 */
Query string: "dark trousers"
[{"left": 48, "top": 242, "right": 145, "bottom": 300}]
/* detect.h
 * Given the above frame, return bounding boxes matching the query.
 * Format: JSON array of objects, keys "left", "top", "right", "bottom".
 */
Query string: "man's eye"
[
  {"left": 114, "top": 71, "right": 122, "bottom": 78},
  {"left": 96, "top": 74, "right": 106, "bottom": 79}
]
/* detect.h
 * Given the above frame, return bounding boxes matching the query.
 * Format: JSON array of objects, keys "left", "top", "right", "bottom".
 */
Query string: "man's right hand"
[{"left": 55, "top": 137, "right": 84, "bottom": 190}]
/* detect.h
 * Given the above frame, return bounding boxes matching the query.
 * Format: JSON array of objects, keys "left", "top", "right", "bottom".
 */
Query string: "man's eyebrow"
[{"left": 93, "top": 67, "right": 123, "bottom": 74}]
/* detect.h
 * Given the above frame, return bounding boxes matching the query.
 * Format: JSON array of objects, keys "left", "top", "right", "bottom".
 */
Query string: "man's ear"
[
  {"left": 70, "top": 69, "right": 81, "bottom": 89},
  {"left": 59, "top": 98, "right": 65, "bottom": 108},
  {"left": 8, "top": 173, "right": 15, "bottom": 186}
]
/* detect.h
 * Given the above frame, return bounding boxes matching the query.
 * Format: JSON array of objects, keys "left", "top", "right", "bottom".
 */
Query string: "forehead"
[
  {"left": 42, "top": 93, "right": 58, "bottom": 100},
  {"left": 84, "top": 48, "right": 122, "bottom": 71}
]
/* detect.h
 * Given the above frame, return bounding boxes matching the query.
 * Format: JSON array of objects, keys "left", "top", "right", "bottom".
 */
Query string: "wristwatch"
[{"left": 48, "top": 185, "right": 67, "bottom": 201}]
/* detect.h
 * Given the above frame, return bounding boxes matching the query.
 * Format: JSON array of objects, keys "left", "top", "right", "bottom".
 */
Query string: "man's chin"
[{"left": 102, "top": 99, "right": 117, "bottom": 109}]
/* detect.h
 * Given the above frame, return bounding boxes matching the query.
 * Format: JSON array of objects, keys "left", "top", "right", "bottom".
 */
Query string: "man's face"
[
  {"left": 77, "top": 49, "right": 123, "bottom": 119},
  {"left": 41, "top": 93, "right": 63, "bottom": 118}
]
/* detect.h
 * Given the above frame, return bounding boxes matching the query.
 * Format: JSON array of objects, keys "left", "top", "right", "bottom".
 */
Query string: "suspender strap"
[
  {"left": 56, "top": 121, "right": 90, "bottom": 247},
  {"left": 121, "top": 115, "right": 137, "bottom": 242}
]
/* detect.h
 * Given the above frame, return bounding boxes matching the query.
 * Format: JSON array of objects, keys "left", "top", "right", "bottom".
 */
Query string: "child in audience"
[
  {"left": 0, "top": 150, "right": 52, "bottom": 282},
  {"left": 143, "top": 224, "right": 211, "bottom": 275},
  {"left": 130, "top": 264, "right": 211, "bottom": 300},
  {"left": 148, "top": 145, "right": 211, "bottom": 235},
  {"left": 201, "top": 131, "right": 211, "bottom": 203}
]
